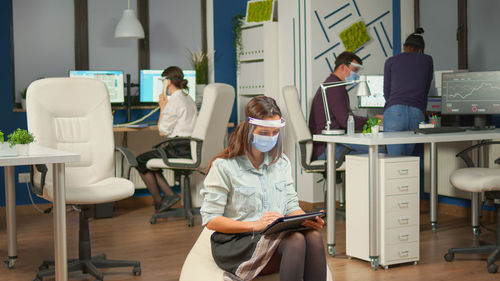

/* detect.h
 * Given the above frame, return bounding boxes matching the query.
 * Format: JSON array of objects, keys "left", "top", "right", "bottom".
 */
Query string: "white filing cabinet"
[{"left": 346, "top": 154, "right": 420, "bottom": 269}]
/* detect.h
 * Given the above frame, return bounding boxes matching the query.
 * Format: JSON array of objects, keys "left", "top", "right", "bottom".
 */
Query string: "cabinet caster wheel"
[
  {"left": 133, "top": 266, "right": 142, "bottom": 276},
  {"left": 444, "top": 252, "right": 454, "bottom": 262},
  {"left": 487, "top": 263, "right": 498, "bottom": 274},
  {"left": 150, "top": 217, "right": 156, "bottom": 224},
  {"left": 327, "top": 245, "right": 336, "bottom": 256},
  {"left": 383, "top": 265, "right": 389, "bottom": 270},
  {"left": 413, "top": 261, "right": 418, "bottom": 265},
  {"left": 370, "top": 258, "right": 379, "bottom": 270},
  {"left": 4, "top": 258, "right": 16, "bottom": 269},
  {"left": 347, "top": 256, "right": 352, "bottom": 260}
]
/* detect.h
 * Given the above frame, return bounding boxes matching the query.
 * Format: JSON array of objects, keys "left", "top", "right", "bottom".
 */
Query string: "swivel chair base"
[
  {"left": 33, "top": 206, "right": 141, "bottom": 281},
  {"left": 444, "top": 198, "right": 500, "bottom": 274},
  {"left": 149, "top": 170, "right": 200, "bottom": 226}
]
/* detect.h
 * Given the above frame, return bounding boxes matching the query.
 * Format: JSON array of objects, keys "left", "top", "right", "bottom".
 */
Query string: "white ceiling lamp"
[{"left": 115, "top": 0, "right": 145, "bottom": 39}]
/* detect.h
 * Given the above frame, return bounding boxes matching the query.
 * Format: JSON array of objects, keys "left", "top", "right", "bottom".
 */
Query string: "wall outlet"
[{"left": 18, "top": 173, "right": 30, "bottom": 183}]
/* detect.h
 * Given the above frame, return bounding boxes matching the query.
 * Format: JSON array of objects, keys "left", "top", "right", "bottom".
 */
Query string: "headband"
[{"left": 248, "top": 117, "right": 286, "bottom": 128}]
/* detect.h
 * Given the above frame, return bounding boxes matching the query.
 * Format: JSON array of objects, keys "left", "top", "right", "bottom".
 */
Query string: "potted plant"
[
  {"left": 187, "top": 49, "right": 213, "bottom": 105},
  {"left": 7, "top": 128, "right": 35, "bottom": 155},
  {"left": 232, "top": 13, "right": 245, "bottom": 70},
  {"left": 362, "top": 117, "right": 382, "bottom": 134},
  {"left": 0, "top": 129, "right": 4, "bottom": 144},
  {"left": 20, "top": 88, "right": 27, "bottom": 110}
]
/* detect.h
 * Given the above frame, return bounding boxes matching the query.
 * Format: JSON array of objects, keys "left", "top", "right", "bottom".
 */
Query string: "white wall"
[
  {"left": 149, "top": 0, "right": 202, "bottom": 71},
  {"left": 12, "top": 0, "right": 75, "bottom": 102},
  {"left": 88, "top": 0, "right": 139, "bottom": 85},
  {"left": 468, "top": 0, "right": 500, "bottom": 71}
]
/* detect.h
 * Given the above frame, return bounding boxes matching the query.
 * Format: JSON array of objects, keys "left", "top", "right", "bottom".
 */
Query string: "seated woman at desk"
[
  {"left": 200, "top": 96, "right": 326, "bottom": 281},
  {"left": 136, "top": 66, "right": 197, "bottom": 213}
]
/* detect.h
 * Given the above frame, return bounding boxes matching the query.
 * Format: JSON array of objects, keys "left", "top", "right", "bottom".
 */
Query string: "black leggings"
[{"left": 261, "top": 230, "right": 327, "bottom": 281}]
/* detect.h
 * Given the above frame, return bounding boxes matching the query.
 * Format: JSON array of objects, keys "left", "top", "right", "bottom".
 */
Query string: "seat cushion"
[
  {"left": 450, "top": 168, "right": 500, "bottom": 192},
  {"left": 180, "top": 228, "right": 333, "bottom": 281},
  {"left": 42, "top": 177, "right": 135, "bottom": 205},
  {"left": 146, "top": 157, "right": 197, "bottom": 170}
]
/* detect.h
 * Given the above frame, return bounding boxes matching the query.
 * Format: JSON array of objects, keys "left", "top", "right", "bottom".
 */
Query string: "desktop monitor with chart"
[
  {"left": 69, "top": 70, "right": 125, "bottom": 103},
  {"left": 140, "top": 69, "right": 196, "bottom": 103},
  {"left": 358, "top": 75, "right": 386, "bottom": 108},
  {"left": 442, "top": 71, "right": 500, "bottom": 128}
]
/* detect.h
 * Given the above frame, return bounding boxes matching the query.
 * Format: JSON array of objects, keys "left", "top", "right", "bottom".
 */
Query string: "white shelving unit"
[
  {"left": 346, "top": 154, "right": 420, "bottom": 269},
  {"left": 237, "top": 22, "right": 279, "bottom": 123}
]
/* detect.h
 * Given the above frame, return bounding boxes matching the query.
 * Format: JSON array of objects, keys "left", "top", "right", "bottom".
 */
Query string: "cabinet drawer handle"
[
  {"left": 398, "top": 185, "right": 409, "bottom": 191},
  {"left": 398, "top": 202, "right": 409, "bottom": 208},
  {"left": 398, "top": 169, "right": 409, "bottom": 175},
  {"left": 398, "top": 218, "right": 409, "bottom": 224},
  {"left": 399, "top": 250, "right": 409, "bottom": 257},
  {"left": 399, "top": 234, "right": 409, "bottom": 241}
]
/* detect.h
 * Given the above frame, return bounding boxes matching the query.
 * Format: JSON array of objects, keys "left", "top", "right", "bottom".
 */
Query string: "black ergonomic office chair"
[
  {"left": 444, "top": 141, "right": 500, "bottom": 273},
  {"left": 145, "top": 83, "right": 235, "bottom": 225}
]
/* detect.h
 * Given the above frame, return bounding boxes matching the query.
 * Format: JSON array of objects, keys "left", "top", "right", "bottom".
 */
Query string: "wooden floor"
[{"left": 0, "top": 199, "right": 499, "bottom": 281}]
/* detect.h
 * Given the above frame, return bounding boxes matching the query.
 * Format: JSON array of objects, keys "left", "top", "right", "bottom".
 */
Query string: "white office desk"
[
  {"left": 313, "top": 129, "right": 500, "bottom": 269},
  {"left": 1, "top": 144, "right": 79, "bottom": 281}
]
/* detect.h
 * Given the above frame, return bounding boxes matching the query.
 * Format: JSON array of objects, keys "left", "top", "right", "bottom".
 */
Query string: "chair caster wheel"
[
  {"left": 444, "top": 252, "right": 454, "bottom": 262},
  {"left": 150, "top": 217, "right": 156, "bottom": 224},
  {"left": 187, "top": 220, "right": 194, "bottom": 227},
  {"left": 133, "top": 266, "right": 142, "bottom": 276},
  {"left": 487, "top": 263, "right": 498, "bottom": 274}
]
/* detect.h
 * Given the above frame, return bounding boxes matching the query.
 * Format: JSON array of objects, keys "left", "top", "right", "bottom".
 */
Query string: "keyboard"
[{"left": 413, "top": 127, "right": 466, "bottom": 134}]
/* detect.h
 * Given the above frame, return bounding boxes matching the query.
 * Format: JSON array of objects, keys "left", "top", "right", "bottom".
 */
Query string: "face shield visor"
[{"left": 247, "top": 117, "right": 286, "bottom": 156}]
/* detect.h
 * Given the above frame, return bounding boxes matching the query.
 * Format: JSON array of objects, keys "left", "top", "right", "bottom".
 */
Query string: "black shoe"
[{"left": 157, "top": 195, "right": 181, "bottom": 213}]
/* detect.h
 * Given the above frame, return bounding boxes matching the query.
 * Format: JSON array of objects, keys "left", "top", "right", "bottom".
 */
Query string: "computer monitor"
[
  {"left": 358, "top": 75, "right": 385, "bottom": 108},
  {"left": 69, "top": 70, "right": 124, "bottom": 103},
  {"left": 139, "top": 69, "right": 196, "bottom": 103},
  {"left": 442, "top": 71, "right": 500, "bottom": 127}
]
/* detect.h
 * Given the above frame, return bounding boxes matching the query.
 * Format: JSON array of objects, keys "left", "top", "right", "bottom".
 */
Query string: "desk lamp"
[{"left": 320, "top": 75, "right": 370, "bottom": 134}]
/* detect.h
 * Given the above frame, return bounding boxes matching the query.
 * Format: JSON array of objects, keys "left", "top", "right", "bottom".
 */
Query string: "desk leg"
[
  {"left": 430, "top": 142, "right": 438, "bottom": 231},
  {"left": 52, "top": 163, "right": 68, "bottom": 281},
  {"left": 368, "top": 145, "right": 379, "bottom": 270},
  {"left": 326, "top": 142, "right": 336, "bottom": 256},
  {"left": 4, "top": 166, "right": 17, "bottom": 269}
]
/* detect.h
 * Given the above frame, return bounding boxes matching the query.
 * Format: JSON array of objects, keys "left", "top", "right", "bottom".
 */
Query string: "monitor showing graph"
[
  {"left": 69, "top": 70, "right": 124, "bottom": 103},
  {"left": 441, "top": 71, "right": 500, "bottom": 115},
  {"left": 140, "top": 69, "right": 196, "bottom": 103},
  {"left": 358, "top": 75, "right": 386, "bottom": 108}
]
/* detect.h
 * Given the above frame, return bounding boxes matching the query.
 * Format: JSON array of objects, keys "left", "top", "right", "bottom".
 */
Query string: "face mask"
[
  {"left": 345, "top": 69, "right": 359, "bottom": 82},
  {"left": 252, "top": 133, "right": 279, "bottom": 153}
]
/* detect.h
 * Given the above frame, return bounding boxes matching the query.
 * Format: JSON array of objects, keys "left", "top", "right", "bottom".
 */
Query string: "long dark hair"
[
  {"left": 206, "top": 96, "right": 282, "bottom": 172},
  {"left": 162, "top": 66, "right": 188, "bottom": 90}
]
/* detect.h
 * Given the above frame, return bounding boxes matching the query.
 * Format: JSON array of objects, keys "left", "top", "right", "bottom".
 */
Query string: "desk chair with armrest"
[
  {"left": 146, "top": 83, "right": 235, "bottom": 225},
  {"left": 444, "top": 141, "right": 500, "bottom": 273},
  {"left": 27, "top": 78, "right": 141, "bottom": 281},
  {"left": 282, "top": 85, "right": 352, "bottom": 209}
]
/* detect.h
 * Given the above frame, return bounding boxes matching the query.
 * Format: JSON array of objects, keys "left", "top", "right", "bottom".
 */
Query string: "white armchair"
[
  {"left": 146, "top": 83, "right": 235, "bottom": 225},
  {"left": 26, "top": 78, "right": 140, "bottom": 281}
]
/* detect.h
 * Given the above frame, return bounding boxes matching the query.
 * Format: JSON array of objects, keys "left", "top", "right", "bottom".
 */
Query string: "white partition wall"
[{"left": 278, "top": 0, "right": 413, "bottom": 203}]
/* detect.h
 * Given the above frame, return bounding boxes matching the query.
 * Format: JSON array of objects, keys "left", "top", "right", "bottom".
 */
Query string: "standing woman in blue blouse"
[
  {"left": 383, "top": 28, "right": 434, "bottom": 155},
  {"left": 200, "top": 96, "right": 326, "bottom": 281}
]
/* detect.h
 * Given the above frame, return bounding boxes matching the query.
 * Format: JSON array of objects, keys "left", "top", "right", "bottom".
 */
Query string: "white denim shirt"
[
  {"left": 158, "top": 89, "right": 197, "bottom": 137},
  {"left": 200, "top": 154, "right": 301, "bottom": 226}
]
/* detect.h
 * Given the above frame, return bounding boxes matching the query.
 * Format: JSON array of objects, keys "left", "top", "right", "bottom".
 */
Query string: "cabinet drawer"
[
  {"left": 385, "top": 194, "right": 419, "bottom": 213},
  {"left": 385, "top": 178, "right": 419, "bottom": 196},
  {"left": 385, "top": 242, "right": 419, "bottom": 262},
  {"left": 385, "top": 226, "right": 419, "bottom": 245},
  {"left": 385, "top": 162, "right": 419, "bottom": 179},
  {"left": 385, "top": 210, "right": 419, "bottom": 228}
]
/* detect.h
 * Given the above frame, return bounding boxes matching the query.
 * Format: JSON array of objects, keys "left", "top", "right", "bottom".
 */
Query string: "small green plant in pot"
[
  {"left": 362, "top": 117, "right": 382, "bottom": 134},
  {"left": 0, "top": 129, "right": 4, "bottom": 143},
  {"left": 7, "top": 128, "right": 35, "bottom": 155}
]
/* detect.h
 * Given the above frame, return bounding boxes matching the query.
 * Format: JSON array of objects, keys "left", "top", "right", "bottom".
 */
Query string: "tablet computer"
[{"left": 261, "top": 211, "right": 325, "bottom": 235}]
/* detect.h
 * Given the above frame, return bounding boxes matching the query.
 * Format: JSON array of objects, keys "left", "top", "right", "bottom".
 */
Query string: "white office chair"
[
  {"left": 179, "top": 227, "right": 333, "bottom": 281},
  {"left": 146, "top": 83, "right": 235, "bottom": 225},
  {"left": 282, "top": 85, "right": 351, "bottom": 208},
  {"left": 26, "top": 78, "right": 140, "bottom": 281},
  {"left": 444, "top": 141, "right": 500, "bottom": 273}
]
